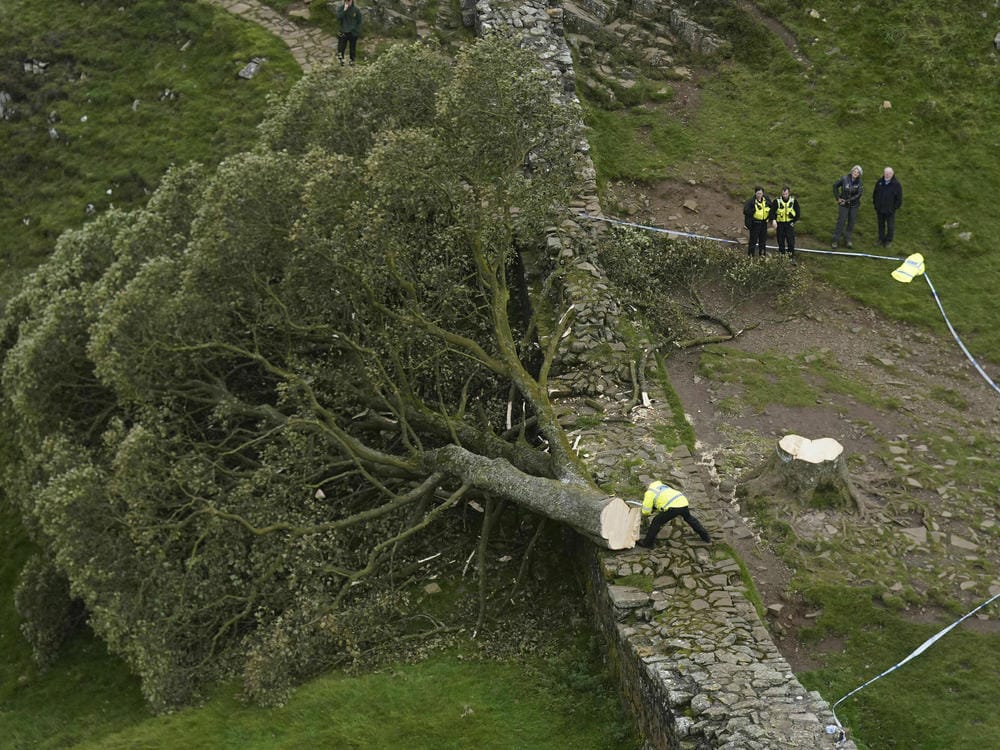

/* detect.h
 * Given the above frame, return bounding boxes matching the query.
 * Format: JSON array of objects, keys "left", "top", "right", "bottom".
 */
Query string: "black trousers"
[
  {"left": 876, "top": 212, "right": 896, "bottom": 245},
  {"left": 337, "top": 32, "right": 358, "bottom": 61},
  {"left": 748, "top": 220, "right": 768, "bottom": 256},
  {"left": 776, "top": 222, "right": 796, "bottom": 255},
  {"left": 641, "top": 507, "right": 711, "bottom": 545}
]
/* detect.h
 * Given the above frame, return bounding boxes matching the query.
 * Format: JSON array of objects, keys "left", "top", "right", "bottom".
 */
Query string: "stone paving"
[
  {"left": 569, "top": 391, "right": 856, "bottom": 748},
  {"left": 204, "top": 0, "right": 338, "bottom": 72}
]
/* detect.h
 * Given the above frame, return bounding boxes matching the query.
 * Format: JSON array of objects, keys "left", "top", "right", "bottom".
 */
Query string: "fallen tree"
[{"left": 0, "top": 40, "right": 639, "bottom": 710}]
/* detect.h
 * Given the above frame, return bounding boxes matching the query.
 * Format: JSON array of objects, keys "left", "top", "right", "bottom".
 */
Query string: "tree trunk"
[
  {"left": 738, "top": 434, "right": 866, "bottom": 516},
  {"left": 426, "top": 444, "right": 642, "bottom": 549}
]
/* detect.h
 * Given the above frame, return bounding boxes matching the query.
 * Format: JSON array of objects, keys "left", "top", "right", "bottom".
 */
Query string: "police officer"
[
  {"left": 772, "top": 186, "right": 801, "bottom": 258},
  {"left": 743, "top": 186, "right": 773, "bottom": 258},
  {"left": 636, "top": 480, "right": 712, "bottom": 548}
]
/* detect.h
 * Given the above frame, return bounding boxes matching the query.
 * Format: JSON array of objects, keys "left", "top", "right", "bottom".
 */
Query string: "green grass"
[
  {"left": 584, "top": 0, "right": 1000, "bottom": 362},
  {"left": 797, "top": 585, "right": 1000, "bottom": 750},
  {"left": 651, "top": 352, "right": 696, "bottom": 452},
  {"left": 1, "top": 631, "right": 638, "bottom": 750},
  {"left": 0, "top": 0, "right": 301, "bottom": 298},
  {"left": 61, "top": 650, "right": 636, "bottom": 750},
  {"left": 582, "top": 100, "right": 694, "bottom": 184},
  {"left": 696, "top": 345, "right": 897, "bottom": 412}
]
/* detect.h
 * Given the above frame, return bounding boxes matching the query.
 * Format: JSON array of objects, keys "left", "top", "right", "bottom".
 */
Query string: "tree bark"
[
  {"left": 426, "top": 444, "right": 642, "bottom": 549},
  {"left": 738, "top": 434, "right": 867, "bottom": 516}
]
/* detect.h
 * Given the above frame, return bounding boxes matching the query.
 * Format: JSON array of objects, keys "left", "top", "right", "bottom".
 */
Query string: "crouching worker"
[{"left": 636, "top": 480, "right": 711, "bottom": 548}]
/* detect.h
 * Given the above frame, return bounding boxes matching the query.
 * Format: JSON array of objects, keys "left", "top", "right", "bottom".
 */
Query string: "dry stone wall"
[
  {"left": 562, "top": 393, "right": 858, "bottom": 749},
  {"left": 470, "top": 3, "right": 859, "bottom": 747},
  {"left": 204, "top": 1, "right": 858, "bottom": 744}
]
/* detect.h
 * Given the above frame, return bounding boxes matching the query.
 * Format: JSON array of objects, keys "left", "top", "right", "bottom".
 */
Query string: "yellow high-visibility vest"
[
  {"left": 642, "top": 481, "right": 689, "bottom": 515},
  {"left": 752, "top": 199, "right": 770, "bottom": 221},
  {"left": 891, "top": 253, "right": 925, "bottom": 283},
  {"left": 775, "top": 197, "right": 797, "bottom": 223}
]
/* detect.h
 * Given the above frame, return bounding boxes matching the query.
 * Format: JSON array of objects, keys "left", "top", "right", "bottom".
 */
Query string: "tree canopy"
[{"left": 0, "top": 39, "right": 636, "bottom": 709}]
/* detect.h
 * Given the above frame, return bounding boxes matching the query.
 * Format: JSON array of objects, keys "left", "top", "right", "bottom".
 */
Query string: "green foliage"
[
  {"left": 596, "top": 227, "right": 808, "bottom": 349},
  {"left": 0, "top": 38, "right": 586, "bottom": 711},
  {"left": 13, "top": 555, "right": 83, "bottom": 671}
]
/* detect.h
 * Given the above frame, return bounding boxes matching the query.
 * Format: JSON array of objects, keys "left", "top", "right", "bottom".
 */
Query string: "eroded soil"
[{"left": 625, "top": 185, "right": 1000, "bottom": 670}]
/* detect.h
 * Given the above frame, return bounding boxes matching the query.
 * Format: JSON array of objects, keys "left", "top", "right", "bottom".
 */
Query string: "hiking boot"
[
  {"left": 831, "top": 241, "right": 838, "bottom": 249},
  {"left": 846, "top": 242, "right": 854, "bottom": 249},
  {"left": 338, "top": 56, "right": 345, "bottom": 66}
]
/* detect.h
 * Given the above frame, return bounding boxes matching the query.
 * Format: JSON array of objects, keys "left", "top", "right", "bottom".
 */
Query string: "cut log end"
[
  {"left": 600, "top": 498, "right": 643, "bottom": 550},
  {"left": 778, "top": 434, "right": 843, "bottom": 464},
  {"left": 740, "top": 434, "right": 867, "bottom": 517}
]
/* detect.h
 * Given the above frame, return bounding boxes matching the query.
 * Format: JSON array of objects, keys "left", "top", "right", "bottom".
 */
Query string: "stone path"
[
  {"left": 204, "top": 0, "right": 338, "bottom": 72},
  {"left": 568, "top": 391, "right": 856, "bottom": 749}
]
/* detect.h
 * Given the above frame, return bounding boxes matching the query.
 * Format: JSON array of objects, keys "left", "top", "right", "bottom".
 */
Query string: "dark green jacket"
[{"left": 337, "top": 3, "right": 363, "bottom": 35}]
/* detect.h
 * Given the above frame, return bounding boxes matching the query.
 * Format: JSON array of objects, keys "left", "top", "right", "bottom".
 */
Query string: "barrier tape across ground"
[{"left": 580, "top": 213, "right": 1000, "bottom": 397}]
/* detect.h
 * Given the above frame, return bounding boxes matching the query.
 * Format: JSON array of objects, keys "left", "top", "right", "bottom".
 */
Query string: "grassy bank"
[
  {"left": 0, "top": 0, "right": 300, "bottom": 297},
  {"left": 584, "top": 0, "right": 1000, "bottom": 362},
  {"left": 798, "top": 585, "right": 1000, "bottom": 750}
]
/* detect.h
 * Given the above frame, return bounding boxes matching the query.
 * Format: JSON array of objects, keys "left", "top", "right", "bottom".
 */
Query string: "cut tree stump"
[{"left": 738, "top": 434, "right": 867, "bottom": 517}]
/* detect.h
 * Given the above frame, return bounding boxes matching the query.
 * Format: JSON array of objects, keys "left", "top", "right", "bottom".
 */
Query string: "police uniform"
[
  {"left": 772, "top": 194, "right": 801, "bottom": 257},
  {"left": 637, "top": 480, "right": 712, "bottom": 548}
]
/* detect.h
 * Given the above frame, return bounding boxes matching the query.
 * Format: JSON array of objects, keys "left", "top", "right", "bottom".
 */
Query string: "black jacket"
[
  {"left": 833, "top": 174, "right": 863, "bottom": 206},
  {"left": 872, "top": 176, "right": 903, "bottom": 214},
  {"left": 743, "top": 195, "right": 771, "bottom": 228}
]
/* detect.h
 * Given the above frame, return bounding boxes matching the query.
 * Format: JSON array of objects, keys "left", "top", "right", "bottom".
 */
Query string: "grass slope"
[
  {"left": 798, "top": 586, "right": 1000, "bottom": 750},
  {"left": 67, "top": 654, "right": 633, "bottom": 750},
  {"left": 585, "top": 0, "right": 1000, "bottom": 361},
  {"left": 0, "top": 0, "right": 300, "bottom": 296}
]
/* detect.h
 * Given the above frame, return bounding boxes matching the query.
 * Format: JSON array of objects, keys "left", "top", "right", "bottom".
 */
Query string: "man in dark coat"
[
  {"left": 872, "top": 166, "right": 903, "bottom": 248},
  {"left": 336, "top": 0, "right": 363, "bottom": 65}
]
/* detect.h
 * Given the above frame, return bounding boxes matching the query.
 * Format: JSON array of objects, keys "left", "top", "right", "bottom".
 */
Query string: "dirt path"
[{"left": 650, "top": 211, "right": 1000, "bottom": 669}]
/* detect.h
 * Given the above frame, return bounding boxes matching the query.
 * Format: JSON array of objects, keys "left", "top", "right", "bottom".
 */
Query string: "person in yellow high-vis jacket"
[
  {"left": 770, "top": 186, "right": 801, "bottom": 258},
  {"left": 742, "top": 186, "right": 773, "bottom": 258},
  {"left": 636, "top": 480, "right": 712, "bottom": 548}
]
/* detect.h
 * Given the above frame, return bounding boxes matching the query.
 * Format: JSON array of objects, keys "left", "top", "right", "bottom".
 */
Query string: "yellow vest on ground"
[
  {"left": 642, "top": 481, "right": 689, "bottom": 515},
  {"left": 891, "top": 253, "right": 925, "bottom": 283}
]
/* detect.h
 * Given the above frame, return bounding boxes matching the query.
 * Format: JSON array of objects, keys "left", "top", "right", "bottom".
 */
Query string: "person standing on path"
[
  {"left": 743, "top": 186, "right": 773, "bottom": 258},
  {"left": 636, "top": 480, "right": 712, "bottom": 548},
  {"left": 831, "top": 164, "right": 863, "bottom": 249},
  {"left": 336, "top": 0, "right": 363, "bottom": 66},
  {"left": 771, "top": 185, "right": 801, "bottom": 258},
  {"left": 872, "top": 166, "right": 903, "bottom": 248}
]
